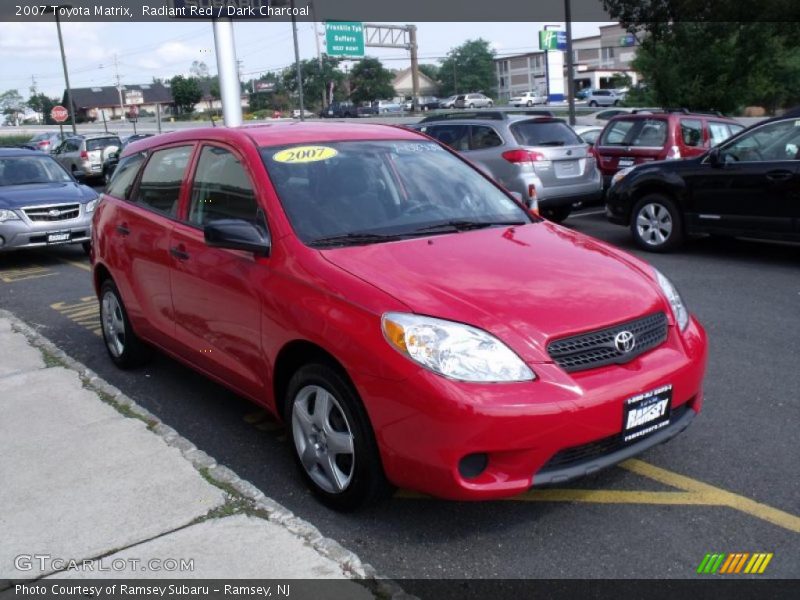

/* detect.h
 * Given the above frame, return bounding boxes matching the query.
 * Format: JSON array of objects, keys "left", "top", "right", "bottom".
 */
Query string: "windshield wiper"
[
  {"left": 309, "top": 232, "right": 405, "bottom": 247},
  {"left": 536, "top": 141, "right": 566, "bottom": 146},
  {"left": 413, "top": 220, "right": 526, "bottom": 234}
]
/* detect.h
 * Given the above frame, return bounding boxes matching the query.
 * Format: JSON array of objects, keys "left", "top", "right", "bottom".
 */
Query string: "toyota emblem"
[
  {"left": 48, "top": 209, "right": 61, "bottom": 217},
  {"left": 614, "top": 331, "right": 636, "bottom": 353}
]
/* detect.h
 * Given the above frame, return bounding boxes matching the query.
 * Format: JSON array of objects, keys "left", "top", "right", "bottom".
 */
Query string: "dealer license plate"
[
  {"left": 623, "top": 384, "right": 672, "bottom": 443},
  {"left": 47, "top": 232, "right": 71, "bottom": 244},
  {"left": 618, "top": 158, "right": 635, "bottom": 167}
]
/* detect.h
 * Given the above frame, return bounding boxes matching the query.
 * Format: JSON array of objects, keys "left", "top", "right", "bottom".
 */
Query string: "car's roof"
[
  {"left": 606, "top": 111, "right": 738, "bottom": 123},
  {"left": 123, "top": 122, "right": 424, "bottom": 156},
  {"left": 0, "top": 147, "right": 45, "bottom": 157}
]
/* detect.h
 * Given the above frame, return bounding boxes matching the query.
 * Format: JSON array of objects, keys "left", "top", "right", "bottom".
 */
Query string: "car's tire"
[
  {"left": 589, "top": 100, "right": 598, "bottom": 107},
  {"left": 422, "top": 105, "right": 429, "bottom": 111},
  {"left": 614, "top": 100, "right": 620, "bottom": 106},
  {"left": 285, "top": 363, "right": 392, "bottom": 511},
  {"left": 487, "top": 102, "right": 493, "bottom": 107},
  {"left": 99, "top": 279, "right": 152, "bottom": 369},
  {"left": 468, "top": 103, "right": 475, "bottom": 109},
  {"left": 630, "top": 194, "right": 684, "bottom": 252},
  {"left": 526, "top": 100, "right": 533, "bottom": 107},
  {"left": 540, "top": 206, "right": 572, "bottom": 223}
]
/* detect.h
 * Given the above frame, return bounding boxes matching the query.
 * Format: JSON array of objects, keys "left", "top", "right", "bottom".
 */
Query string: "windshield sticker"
[
  {"left": 392, "top": 143, "right": 444, "bottom": 154},
  {"left": 273, "top": 146, "right": 338, "bottom": 164}
]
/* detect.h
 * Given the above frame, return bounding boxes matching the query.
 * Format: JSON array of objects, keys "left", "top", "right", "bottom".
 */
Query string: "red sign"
[{"left": 50, "top": 105, "right": 69, "bottom": 123}]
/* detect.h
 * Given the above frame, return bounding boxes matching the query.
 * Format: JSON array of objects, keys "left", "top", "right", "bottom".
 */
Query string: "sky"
[{"left": 0, "top": 21, "right": 612, "bottom": 98}]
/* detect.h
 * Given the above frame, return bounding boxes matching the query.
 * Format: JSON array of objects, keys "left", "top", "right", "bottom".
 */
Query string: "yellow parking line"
[
  {"left": 56, "top": 257, "right": 91, "bottom": 272},
  {"left": 620, "top": 459, "right": 800, "bottom": 534},
  {"left": 509, "top": 489, "right": 711, "bottom": 505}
]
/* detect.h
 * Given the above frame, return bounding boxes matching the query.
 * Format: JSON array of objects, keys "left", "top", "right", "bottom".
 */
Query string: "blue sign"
[{"left": 539, "top": 30, "right": 567, "bottom": 51}]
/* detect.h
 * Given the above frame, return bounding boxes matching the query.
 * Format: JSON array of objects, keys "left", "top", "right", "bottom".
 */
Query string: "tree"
[
  {"left": 0, "top": 89, "right": 25, "bottom": 126},
  {"left": 169, "top": 75, "right": 202, "bottom": 114},
  {"left": 27, "top": 93, "right": 58, "bottom": 124},
  {"left": 437, "top": 39, "right": 495, "bottom": 98},
  {"left": 280, "top": 56, "right": 345, "bottom": 110},
  {"left": 418, "top": 63, "right": 439, "bottom": 83},
  {"left": 347, "top": 57, "right": 395, "bottom": 104}
]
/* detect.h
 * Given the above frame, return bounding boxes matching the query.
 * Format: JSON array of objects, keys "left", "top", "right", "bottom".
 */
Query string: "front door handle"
[
  {"left": 765, "top": 170, "right": 793, "bottom": 182},
  {"left": 170, "top": 246, "right": 190, "bottom": 261}
]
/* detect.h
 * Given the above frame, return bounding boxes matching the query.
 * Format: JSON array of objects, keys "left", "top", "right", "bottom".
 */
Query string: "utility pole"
[
  {"left": 113, "top": 54, "right": 124, "bottom": 120},
  {"left": 290, "top": 0, "right": 305, "bottom": 120},
  {"left": 310, "top": 2, "right": 326, "bottom": 108},
  {"left": 564, "top": 0, "right": 576, "bottom": 125},
  {"left": 408, "top": 25, "right": 420, "bottom": 110},
  {"left": 212, "top": 18, "right": 243, "bottom": 127},
  {"left": 53, "top": 6, "right": 77, "bottom": 134}
]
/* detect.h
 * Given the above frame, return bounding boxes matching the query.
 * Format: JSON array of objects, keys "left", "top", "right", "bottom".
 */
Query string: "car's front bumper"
[
  {"left": 0, "top": 208, "right": 93, "bottom": 252},
  {"left": 355, "top": 316, "right": 707, "bottom": 500}
]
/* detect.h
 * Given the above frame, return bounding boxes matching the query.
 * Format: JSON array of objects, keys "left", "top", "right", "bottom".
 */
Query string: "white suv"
[
  {"left": 585, "top": 89, "right": 626, "bottom": 107},
  {"left": 510, "top": 91, "right": 548, "bottom": 107}
]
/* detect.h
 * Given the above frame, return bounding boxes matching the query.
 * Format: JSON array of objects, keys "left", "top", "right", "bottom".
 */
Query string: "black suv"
[
  {"left": 321, "top": 101, "right": 357, "bottom": 118},
  {"left": 605, "top": 110, "right": 800, "bottom": 252}
]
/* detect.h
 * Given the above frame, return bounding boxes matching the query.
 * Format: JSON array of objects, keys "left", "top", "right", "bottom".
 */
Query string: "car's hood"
[
  {"left": 321, "top": 222, "right": 666, "bottom": 363},
  {"left": 0, "top": 182, "right": 96, "bottom": 209}
]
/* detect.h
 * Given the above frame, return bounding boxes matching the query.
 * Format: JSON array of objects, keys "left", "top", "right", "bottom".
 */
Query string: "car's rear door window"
[
  {"left": 134, "top": 145, "right": 193, "bottom": 217},
  {"left": 510, "top": 120, "right": 582, "bottom": 147},
  {"left": 106, "top": 152, "right": 146, "bottom": 199},
  {"left": 187, "top": 146, "right": 263, "bottom": 228},
  {"left": 680, "top": 119, "right": 703, "bottom": 147},
  {"left": 600, "top": 118, "right": 667, "bottom": 147},
  {"left": 469, "top": 126, "right": 504, "bottom": 150},
  {"left": 421, "top": 125, "right": 470, "bottom": 151}
]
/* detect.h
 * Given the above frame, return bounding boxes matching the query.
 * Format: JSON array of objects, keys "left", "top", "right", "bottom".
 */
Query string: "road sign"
[
  {"left": 50, "top": 105, "right": 69, "bottom": 123},
  {"left": 539, "top": 30, "right": 567, "bottom": 51},
  {"left": 325, "top": 21, "right": 364, "bottom": 57}
]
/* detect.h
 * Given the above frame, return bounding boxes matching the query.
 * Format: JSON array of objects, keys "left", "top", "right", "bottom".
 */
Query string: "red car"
[
  {"left": 92, "top": 124, "right": 707, "bottom": 510},
  {"left": 595, "top": 110, "right": 744, "bottom": 189}
]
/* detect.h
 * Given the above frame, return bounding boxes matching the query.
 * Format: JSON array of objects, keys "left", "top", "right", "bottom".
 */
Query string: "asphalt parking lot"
[{"left": 0, "top": 207, "right": 797, "bottom": 580}]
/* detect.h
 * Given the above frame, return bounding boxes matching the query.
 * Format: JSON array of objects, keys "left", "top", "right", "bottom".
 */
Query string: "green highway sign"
[{"left": 325, "top": 21, "right": 365, "bottom": 57}]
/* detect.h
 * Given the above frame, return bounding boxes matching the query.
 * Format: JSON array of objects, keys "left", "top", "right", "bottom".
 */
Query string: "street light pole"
[
  {"left": 564, "top": 0, "right": 576, "bottom": 125},
  {"left": 290, "top": 0, "right": 305, "bottom": 121},
  {"left": 53, "top": 7, "right": 77, "bottom": 134},
  {"left": 212, "top": 18, "right": 243, "bottom": 127}
]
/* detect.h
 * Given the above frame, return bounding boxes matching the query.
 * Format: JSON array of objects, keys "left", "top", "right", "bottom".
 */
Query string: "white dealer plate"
[{"left": 623, "top": 384, "right": 672, "bottom": 443}]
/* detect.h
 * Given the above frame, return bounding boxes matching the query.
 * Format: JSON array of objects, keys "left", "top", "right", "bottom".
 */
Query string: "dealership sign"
[{"left": 539, "top": 30, "right": 566, "bottom": 51}]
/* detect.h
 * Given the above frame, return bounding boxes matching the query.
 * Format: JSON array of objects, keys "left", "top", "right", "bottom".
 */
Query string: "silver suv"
[
  {"left": 412, "top": 111, "right": 602, "bottom": 222},
  {"left": 53, "top": 134, "right": 121, "bottom": 181},
  {"left": 454, "top": 93, "right": 494, "bottom": 109},
  {"left": 585, "top": 89, "right": 626, "bottom": 107}
]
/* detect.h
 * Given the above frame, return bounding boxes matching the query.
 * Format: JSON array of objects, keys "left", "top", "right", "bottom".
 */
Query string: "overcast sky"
[{"left": 0, "top": 21, "right": 611, "bottom": 98}]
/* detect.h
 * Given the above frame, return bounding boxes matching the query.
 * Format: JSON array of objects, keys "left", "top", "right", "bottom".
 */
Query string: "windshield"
[
  {"left": 0, "top": 156, "right": 72, "bottom": 186},
  {"left": 261, "top": 140, "right": 530, "bottom": 247}
]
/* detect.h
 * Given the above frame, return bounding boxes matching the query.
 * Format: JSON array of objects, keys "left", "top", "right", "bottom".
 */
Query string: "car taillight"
[
  {"left": 502, "top": 149, "right": 546, "bottom": 164},
  {"left": 528, "top": 183, "right": 537, "bottom": 199},
  {"left": 666, "top": 145, "right": 681, "bottom": 159},
  {"left": 80, "top": 150, "right": 89, "bottom": 159},
  {"left": 37, "top": 141, "right": 49, "bottom": 148},
  {"left": 586, "top": 145, "right": 597, "bottom": 159}
]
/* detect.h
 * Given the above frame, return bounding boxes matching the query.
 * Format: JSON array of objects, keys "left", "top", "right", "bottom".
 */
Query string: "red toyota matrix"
[{"left": 92, "top": 124, "right": 707, "bottom": 510}]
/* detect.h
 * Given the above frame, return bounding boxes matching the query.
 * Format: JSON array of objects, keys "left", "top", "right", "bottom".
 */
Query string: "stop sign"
[{"left": 50, "top": 105, "right": 69, "bottom": 123}]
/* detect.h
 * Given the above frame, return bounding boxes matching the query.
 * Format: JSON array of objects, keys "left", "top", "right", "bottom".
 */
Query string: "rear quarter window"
[{"left": 511, "top": 120, "right": 582, "bottom": 147}]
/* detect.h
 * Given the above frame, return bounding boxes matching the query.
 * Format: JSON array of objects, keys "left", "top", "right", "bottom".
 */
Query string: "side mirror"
[
  {"left": 707, "top": 147, "right": 722, "bottom": 167},
  {"left": 204, "top": 219, "right": 270, "bottom": 256}
]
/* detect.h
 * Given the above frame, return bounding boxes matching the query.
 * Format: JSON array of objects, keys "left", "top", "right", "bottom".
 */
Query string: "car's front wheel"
[
  {"left": 631, "top": 194, "right": 684, "bottom": 252},
  {"left": 99, "top": 279, "right": 152, "bottom": 368},
  {"left": 589, "top": 100, "right": 598, "bottom": 107},
  {"left": 285, "top": 363, "right": 392, "bottom": 511},
  {"left": 526, "top": 100, "right": 533, "bottom": 107}
]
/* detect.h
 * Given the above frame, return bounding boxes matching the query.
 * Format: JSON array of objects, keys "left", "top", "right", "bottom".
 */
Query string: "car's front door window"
[
  {"left": 134, "top": 145, "right": 193, "bottom": 217},
  {"left": 721, "top": 120, "right": 800, "bottom": 162}
]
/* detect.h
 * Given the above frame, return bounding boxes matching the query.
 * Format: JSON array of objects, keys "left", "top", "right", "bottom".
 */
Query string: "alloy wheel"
[
  {"left": 636, "top": 203, "right": 673, "bottom": 247},
  {"left": 101, "top": 291, "right": 126, "bottom": 358},
  {"left": 291, "top": 385, "right": 355, "bottom": 494}
]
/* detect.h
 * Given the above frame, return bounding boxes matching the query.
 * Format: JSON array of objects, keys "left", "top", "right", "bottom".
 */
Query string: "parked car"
[
  {"left": 594, "top": 110, "right": 744, "bottom": 189},
  {"left": 92, "top": 123, "right": 707, "bottom": 510},
  {"left": 584, "top": 89, "right": 626, "bottom": 107},
  {"left": 438, "top": 95, "right": 458, "bottom": 109},
  {"left": 0, "top": 148, "right": 98, "bottom": 253},
  {"left": 510, "top": 91, "right": 548, "bottom": 107},
  {"left": 606, "top": 110, "right": 800, "bottom": 251},
  {"left": 404, "top": 96, "right": 439, "bottom": 111},
  {"left": 53, "top": 134, "right": 122, "bottom": 181},
  {"left": 291, "top": 109, "right": 316, "bottom": 119},
  {"left": 455, "top": 93, "right": 494, "bottom": 109},
  {"left": 26, "top": 132, "right": 67, "bottom": 154},
  {"left": 580, "top": 107, "right": 657, "bottom": 126},
  {"left": 412, "top": 111, "right": 602, "bottom": 222},
  {"left": 103, "top": 134, "right": 154, "bottom": 184},
  {"left": 372, "top": 100, "right": 403, "bottom": 114},
  {"left": 572, "top": 125, "right": 603, "bottom": 146},
  {"left": 321, "top": 101, "right": 358, "bottom": 118},
  {"left": 575, "top": 88, "right": 592, "bottom": 101}
]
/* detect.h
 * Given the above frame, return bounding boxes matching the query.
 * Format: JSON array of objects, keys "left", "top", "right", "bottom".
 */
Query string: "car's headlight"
[
  {"left": 0, "top": 209, "right": 20, "bottom": 223},
  {"left": 85, "top": 197, "right": 100, "bottom": 213},
  {"left": 382, "top": 312, "right": 535, "bottom": 382},
  {"left": 611, "top": 166, "right": 634, "bottom": 187},
  {"left": 654, "top": 268, "right": 689, "bottom": 330}
]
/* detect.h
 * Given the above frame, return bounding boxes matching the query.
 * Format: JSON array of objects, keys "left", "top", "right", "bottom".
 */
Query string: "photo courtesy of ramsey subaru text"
[{"left": 92, "top": 123, "right": 707, "bottom": 510}]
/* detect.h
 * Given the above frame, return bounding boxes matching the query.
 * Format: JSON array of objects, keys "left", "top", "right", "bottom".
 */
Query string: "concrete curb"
[{"left": 0, "top": 309, "right": 411, "bottom": 599}]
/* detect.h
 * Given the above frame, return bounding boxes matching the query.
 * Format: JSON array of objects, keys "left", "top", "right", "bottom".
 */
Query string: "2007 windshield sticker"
[{"left": 273, "top": 146, "right": 338, "bottom": 164}]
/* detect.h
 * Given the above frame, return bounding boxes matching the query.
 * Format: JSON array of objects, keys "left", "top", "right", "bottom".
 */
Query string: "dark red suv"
[{"left": 595, "top": 110, "right": 744, "bottom": 188}]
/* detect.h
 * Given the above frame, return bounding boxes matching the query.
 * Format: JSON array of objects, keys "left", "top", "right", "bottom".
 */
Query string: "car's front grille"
[
  {"left": 547, "top": 312, "right": 668, "bottom": 373},
  {"left": 538, "top": 403, "right": 690, "bottom": 473},
  {"left": 23, "top": 204, "right": 81, "bottom": 222}
]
